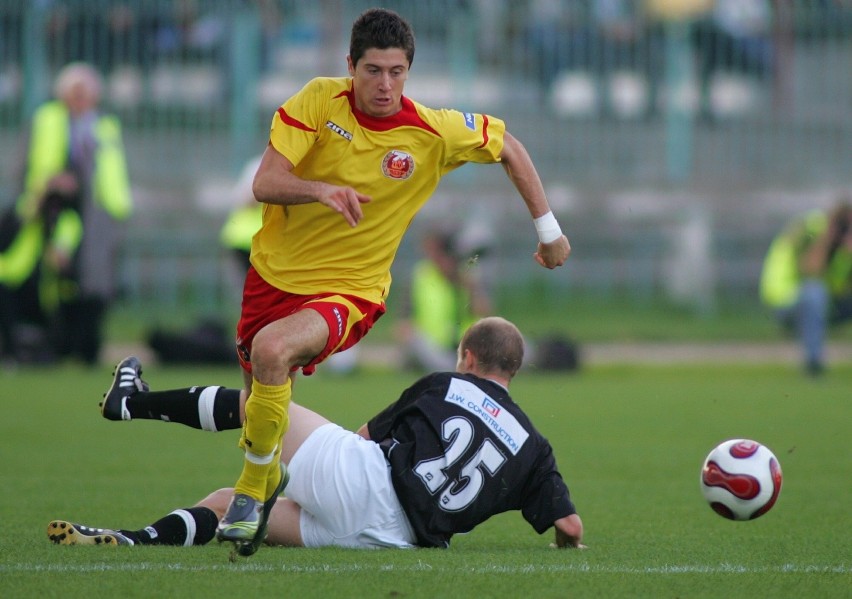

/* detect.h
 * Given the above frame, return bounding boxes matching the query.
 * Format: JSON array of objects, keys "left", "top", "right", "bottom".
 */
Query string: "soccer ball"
[{"left": 700, "top": 439, "right": 782, "bottom": 521}]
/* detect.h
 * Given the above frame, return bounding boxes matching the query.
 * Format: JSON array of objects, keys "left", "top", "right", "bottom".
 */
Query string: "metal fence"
[{"left": 2, "top": 0, "right": 851, "bottom": 313}]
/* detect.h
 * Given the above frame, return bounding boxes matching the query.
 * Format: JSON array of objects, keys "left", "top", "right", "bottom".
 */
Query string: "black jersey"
[{"left": 367, "top": 372, "right": 576, "bottom": 548}]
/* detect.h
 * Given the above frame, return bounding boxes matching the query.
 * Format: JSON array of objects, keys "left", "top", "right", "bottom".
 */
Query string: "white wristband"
[{"left": 533, "top": 211, "right": 563, "bottom": 244}]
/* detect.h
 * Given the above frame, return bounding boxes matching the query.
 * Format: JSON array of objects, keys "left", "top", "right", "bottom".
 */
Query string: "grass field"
[{"left": 1, "top": 360, "right": 850, "bottom": 598}]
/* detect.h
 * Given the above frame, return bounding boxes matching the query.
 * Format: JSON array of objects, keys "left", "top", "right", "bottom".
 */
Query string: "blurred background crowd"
[{"left": 0, "top": 0, "right": 850, "bottom": 372}]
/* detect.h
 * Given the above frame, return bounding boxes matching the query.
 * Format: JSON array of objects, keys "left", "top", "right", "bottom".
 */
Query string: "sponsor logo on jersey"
[
  {"left": 463, "top": 112, "right": 476, "bottom": 130},
  {"left": 325, "top": 120, "right": 353, "bottom": 141},
  {"left": 482, "top": 397, "right": 501, "bottom": 417},
  {"left": 445, "top": 378, "right": 529, "bottom": 455},
  {"left": 381, "top": 150, "right": 415, "bottom": 180}
]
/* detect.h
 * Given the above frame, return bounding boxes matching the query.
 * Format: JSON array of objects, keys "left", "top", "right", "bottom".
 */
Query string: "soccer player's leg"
[
  {"left": 217, "top": 299, "right": 379, "bottom": 554},
  {"left": 48, "top": 507, "right": 220, "bottom": 547},
  {"left": 101, "top": 355, "right": 244, "bottom": 431},
  {"left": 216, "top": 310, "right": 326, "bottom": 551},
  {"left": 216, "top": 378, "right": 292, "bottom": 547}
]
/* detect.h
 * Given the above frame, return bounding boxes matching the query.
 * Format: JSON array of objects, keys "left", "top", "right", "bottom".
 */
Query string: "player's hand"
[
  {"left": 320, "top": 185, "right": 372, "bottom": 227},
  {"left": 534, "top": 235, "right": 571, "bottom": 269}
]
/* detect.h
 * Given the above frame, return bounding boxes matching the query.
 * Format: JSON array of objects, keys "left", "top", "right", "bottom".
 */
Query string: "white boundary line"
[{"left": 1, "top": 563, "right": 849, "bottom": 574}]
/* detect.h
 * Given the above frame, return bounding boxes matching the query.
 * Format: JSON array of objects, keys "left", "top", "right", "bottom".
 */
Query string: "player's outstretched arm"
[
  {"left": 499, "top": 132, "right": 570, "bottom": 269},
  {"left": 552, "top": 514, "right": 586, "bottom": 549},
  {"left": 252, "top": 144, "right": 371, "bottom": 227}
]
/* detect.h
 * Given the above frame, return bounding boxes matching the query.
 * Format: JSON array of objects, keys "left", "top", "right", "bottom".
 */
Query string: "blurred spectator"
[
  {"left": 100, "top": 3, "right": 163, "bottom": 74},
  {"left": 397, "top": 226, "right": 493, "bottom": 372},
  {"left": 220, "top": 155, "right": 263, "bottom": 274},
  {"left": 0, "top": 192, "right": 75, "bottom": 365},
  {"left": 521, "top": 0, "right": 663, "bottom": 117},
  {"left": 520, "top": 0, "right": 588, "bottom": 97},
  {"left": 42, "top": 0, "right": 229, "bottom": 73},
  {"left": 15, "top": 62, "right": 133, "bottom": 365},
  {"left": 759, "top": 200, "right": 852, "bottom": 376},
  {"left": 149, "top": 0, "right": 229, "bottom": 63},
  {"left": 590, "top": 0, "right": 664, "bottom": 118},
  {"left": 691, "top": 0, "right": 774, "bottom": 120}
]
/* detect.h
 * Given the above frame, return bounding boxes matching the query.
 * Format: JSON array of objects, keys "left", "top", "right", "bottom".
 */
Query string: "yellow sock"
[{"left": 234, "top": 378, "right": 291, "bottom": 500}]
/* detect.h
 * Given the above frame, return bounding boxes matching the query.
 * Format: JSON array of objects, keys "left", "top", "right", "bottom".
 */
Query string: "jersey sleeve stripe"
[
  {"left": 276, "top": 107, "right": 317, "bottom": 132},
  {"left": 477, "top": 115, "right": 490, "bottom": 149}
]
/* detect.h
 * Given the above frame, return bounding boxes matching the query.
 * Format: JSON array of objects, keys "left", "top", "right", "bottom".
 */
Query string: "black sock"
[
  {"left": 121, "top": 507, "right": 219, "bottom": 546},
  {"left": 125, "top": 386, "right": 242, "bottom": 431}
]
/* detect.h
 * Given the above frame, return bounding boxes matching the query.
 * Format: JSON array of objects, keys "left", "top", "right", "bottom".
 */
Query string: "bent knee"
[{"left": 251, "top": 330, "right": 302, "bottom": 375}]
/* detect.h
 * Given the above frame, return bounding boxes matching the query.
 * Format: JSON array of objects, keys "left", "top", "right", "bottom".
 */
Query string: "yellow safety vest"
[
  {"left": 410, "top": 260, "right": 475, "bottom": 350},
  {"left": 760, "top": 210, "right": 852, "bottom": 308},
  {"left": 17, "top": 101, "right": 132, "bottom": 223},
  {"left": 0, "top": 219, "right": 43, "bottom": 287},
  {"left": 0, "top": 208, "right": 81, "bottom": 313},
  {"left": 220, "top": 204, "right": 262, "bottom": 253}
]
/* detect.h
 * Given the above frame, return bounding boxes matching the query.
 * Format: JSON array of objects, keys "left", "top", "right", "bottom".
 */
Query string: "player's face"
[{"left": 348, "top": 48, "right": 409, "bottom": 118}]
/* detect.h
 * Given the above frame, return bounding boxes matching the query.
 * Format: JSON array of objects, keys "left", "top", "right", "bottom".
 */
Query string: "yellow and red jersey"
[{"left": 251, "top": 77, "right": 505, "bottom": 304}]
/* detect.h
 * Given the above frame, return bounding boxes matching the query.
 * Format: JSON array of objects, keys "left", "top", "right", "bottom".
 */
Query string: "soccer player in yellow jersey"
[{"left": 101, "top": 7, "right": 571, "bottom": 557}]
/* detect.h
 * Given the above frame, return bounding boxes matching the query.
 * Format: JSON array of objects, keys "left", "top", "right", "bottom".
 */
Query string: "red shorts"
[{"left": 235, "top": 267, "right": 385, "bottom": 376}]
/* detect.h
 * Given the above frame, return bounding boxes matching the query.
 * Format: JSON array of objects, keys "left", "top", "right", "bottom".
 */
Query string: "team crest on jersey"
[{"left": 381, "top": 150, "right": 415, "bottom": 180}]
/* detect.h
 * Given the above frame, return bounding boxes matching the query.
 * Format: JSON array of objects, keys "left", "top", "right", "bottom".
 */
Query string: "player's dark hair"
[
  {"left": 461, "top": 317, "right": 524, "bottom": 379},
  {"left": 350, "top": 8, "right": 415, "bottom": 67}
]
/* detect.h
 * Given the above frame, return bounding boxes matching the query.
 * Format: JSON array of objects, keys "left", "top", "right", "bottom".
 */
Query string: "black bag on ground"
[
  {"left": 147, "top": 318, "right": 236, "bottom": 365},
  {"left": 533, "top": 335, "right": 581, "bottom": 372}
]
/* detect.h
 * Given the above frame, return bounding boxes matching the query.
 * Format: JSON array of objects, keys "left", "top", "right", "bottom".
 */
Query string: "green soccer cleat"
[
  {"left": 47, "top": 520, "right": 134, "bottom": 546},
  {"left": 216, "top": 463, "right": 289, "bottom": 557}
]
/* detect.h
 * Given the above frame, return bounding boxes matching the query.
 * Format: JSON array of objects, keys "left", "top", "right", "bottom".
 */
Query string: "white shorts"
[{"left": 286, "top": 423, "right": 417, "bottom": 549}]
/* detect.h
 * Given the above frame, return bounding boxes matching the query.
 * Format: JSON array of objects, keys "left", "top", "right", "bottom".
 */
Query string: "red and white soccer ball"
[{"left": 700, "top": 439, "right": 783, "bottom": 521}]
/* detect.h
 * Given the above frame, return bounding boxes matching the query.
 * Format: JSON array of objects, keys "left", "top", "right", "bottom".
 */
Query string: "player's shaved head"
[
  {"left": 460, "top": 317, "right": 524, "bottom": 379},
  {"left": 350, "top": 8, "right": 415, "bottom": 68}
]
